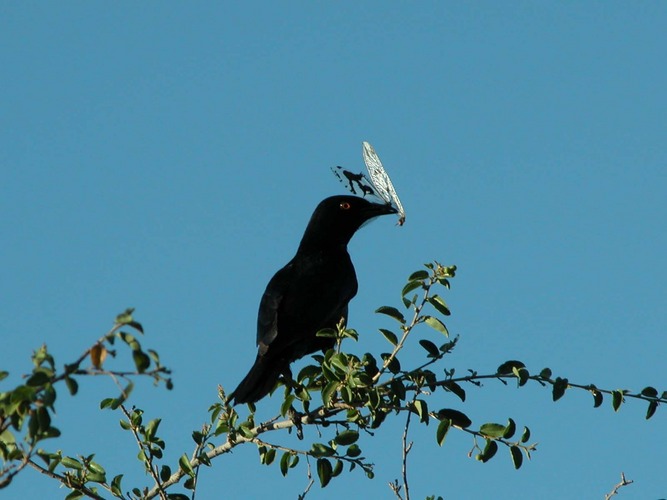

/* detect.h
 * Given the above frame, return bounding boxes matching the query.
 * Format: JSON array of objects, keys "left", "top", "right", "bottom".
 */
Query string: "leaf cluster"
[{"left": 2, "top": 265, "right": 665, "bottom": 500}]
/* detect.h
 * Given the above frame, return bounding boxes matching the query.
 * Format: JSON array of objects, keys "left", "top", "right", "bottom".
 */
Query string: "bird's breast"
[{"left": 280, "top": 249, "right": 357, "bottom": 327}]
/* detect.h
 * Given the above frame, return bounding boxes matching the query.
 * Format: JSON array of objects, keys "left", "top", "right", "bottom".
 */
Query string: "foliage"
[{"left": 1, "top": 263, "right": 664, "bottom": 499}]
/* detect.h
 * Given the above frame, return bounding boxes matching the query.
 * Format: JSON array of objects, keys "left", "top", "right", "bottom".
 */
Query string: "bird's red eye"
[{"left": 339, "top": 202, "right": 351, "bottom": 210}]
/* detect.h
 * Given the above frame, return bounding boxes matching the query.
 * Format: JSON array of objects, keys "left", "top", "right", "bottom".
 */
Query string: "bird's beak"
[{"left": 364, "top": 202, "right": 398, "bottom": 218}]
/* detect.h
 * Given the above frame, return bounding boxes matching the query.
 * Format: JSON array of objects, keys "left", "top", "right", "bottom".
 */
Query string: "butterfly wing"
[{"left": 362, "top": 141, "right": 406, "bottom": 225}]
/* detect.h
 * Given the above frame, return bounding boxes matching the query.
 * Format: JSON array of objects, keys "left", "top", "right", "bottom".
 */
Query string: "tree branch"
[{"left": 604, "top": 472, "right": 634, "bottom": 499}]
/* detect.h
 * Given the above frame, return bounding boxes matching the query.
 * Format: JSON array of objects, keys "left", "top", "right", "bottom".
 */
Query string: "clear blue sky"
[{"left": 2, "top": 3, "right": 666, "bottom": 499}]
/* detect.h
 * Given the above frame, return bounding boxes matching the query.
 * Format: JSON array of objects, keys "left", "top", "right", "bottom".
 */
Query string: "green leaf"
[
  {"left": 145, "top": 418, "right": 161, "bottom": 440},
  {"left": 539, "top": 367, "right": 552, "bottom": 379},
  {"left": 592, "top": 390, "right": 603, "bottom": 408},
  {"left": 497, "top": 360, "right": 526, "bottom": 375},
  {"left": 322, "top": 381, "right": 338, "bottom": 406},
  {"left": 435, "top": 409, "right": 471, "bottom": 428},
  {"left": 36, "top": 407, "right": 51, "bottom": 434},
  {"left": 334, "top": 430, "right": 359, "bottom": 446},
  {"left": 641, "top": 386, "right": 658, "bottom": 398},
  {"left": 552, "top": 377, "right": 568, "bottom": 401},
  {"left": 26, "top": 371, "right": 51, "bottom": 387},
  {"left": 0, "top": 371, "right": 8, "bottom": 382},
  {"left": 520, "top": 426, "right": 531, "bottom": 443},
  {"left": 427, "top": 295, "right": 451, "bottom": 316},
  {"left": 316, "top": 328, "right": 336, "bottom": 338},
  {"left": 612, "top": 390, "right": 624, "bottom": 411},
  {"left": 477, "top": 440, "right": 498, "bottom": 462},
  {"left": 424, "top": 316, "right": 448, "bottom": 336},
  {"left": 280, "top": 394, "right": 296, "bottom": 417},
  {"left": 132, "top": 350, "right": 151, "bottom": 373},
  {"left": 65, "top": 376, "right": 79, "bottom": 396},
  {"left": 179, "top": 454, "right": 195, "bottom": 477},
  {"left": 7, "top": 385, "right": 35, "bottom": 415},
  {"left": 192, "top": 431, "right": 204, "bottom": 445},
  {"left": 264, "top": 448, "right": 276, "bottom": 466},
  {"left": 367, "top": 388, "right": 381, "bottom": 409},
  {"left": 311, "top": 443, "right": 336, "bottom": 457},
  {"left": 115, "top": 308, "right": 135, "bottom": 325},
  {"left": 100, "top": 398, "right": 114, "bottom": 410},
  {"left": 436, "top": 419, "right": 450, "bottom": 446},
  {"left": 127, "top": 320, "right": 144, "bottom": 334},
  {"left": 39, "top": 426, "right": 60, "bottom": 440},
  {"left": 512, "top": 366, "right": 529, "bottom": 387},
  {"left": 119, "top": 332, "right": 140, "bottom": 351},
  {"left": 401, "top": 280, "right": 423, "bottom": 297},
  {"left": 510, "top": 446, "right": 523, "bottom": 469},
  {"left": 390, "top": 379, "right": 406, "bottom": 401},
  {"left": 110, "top": 474, "right": 123, "bottom": 496},
  {"left": 443, "top": 381, "right": 466, "bottom": 402},
  {"left": 346, "top": 444, "right": 362, "bottom": 457},
  {"left": 332, "top": 459, "right": 343, "bottom": 477},
  {"left": 329, "top": 352, "right": 349, "bottom": 373},
  {"left": 503, "top": 418, "right": 516, "bottom": 439},
  {"left": 479, "top": 423, "right": 506, "bottom": 438},
  {"left": 280, "top": 452, "right": 291, "bottom": 477},
  {"left": 297, "top": 364, "right": 321, "bottom": 383},
  {"left": 317, "top": 458, "right": 333, "bottom": 487},
  {"left": 160, "top": 465, "right": 171, "bottom": 482},
  {"left": 375, "top": 306, "right": 406, "bottom": 323},
  {"left": 419, "top": 339, "right": 440, "bottom": 358},
  {"left": 408, "top": 270, "right": 429, "bottom": 281},
  {"left": 65, "top": 491, "right": 84, "bottom": 500},
  {"left": 402, "top": 294, "right": 418, "bottom": 309},
  {"left": 380, "top": 353, "right": 401, "bottom": 374},
  {"left": 410, "top": 399, "right": 429, "bottom": 423},
  {"left": 646, "top": 400, "right": 658, "bottom": 420},
  {"left": 379, "top": 328, "right": 398, "bottom": 346},
  {"left": 61, "top": 456, "right": 83, "bottom": 470},
  {"left": 87, "top": 471, "right": 107, "bottom": 483}
]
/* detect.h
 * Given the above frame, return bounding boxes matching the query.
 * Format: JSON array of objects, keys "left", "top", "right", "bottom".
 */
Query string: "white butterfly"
[
  {"left": 331, "top": 141, "right": 406, "bottom": 226},
  {"left": 361, "top": 141, "right": 406, "bottom": 226}
]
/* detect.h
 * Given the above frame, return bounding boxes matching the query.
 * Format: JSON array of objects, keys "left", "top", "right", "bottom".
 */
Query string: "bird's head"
[{"left": 298, "top": 195, "right": 397, "bottom": 251}]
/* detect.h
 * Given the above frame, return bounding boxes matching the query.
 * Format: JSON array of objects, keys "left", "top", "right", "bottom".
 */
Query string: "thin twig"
[
  {"left": 604, "top": 472, "right": 634, "bottom": 499},
  {"left": 373, "top": 276, "right": 434, "bottom": 384},
  {"left": 251, "top": 438, "right": 311, "bottom": 456},
  {"left": 26, "top": 460, "right": 106, "bottom": 500},
  {"left": 0, "top": 443, "right": 35, "bottom": 489},
  {"left": 298, "top": 457, "right": 315, "bottom": 500},
  {"left": 401, "top": 408, "right": 413, "bottom": 500},
  {"left": 119, "top": 404, "right": 167, "bottom": 500},
  {"left": 412, "top": 373, "right": 667, "bottom": 405}
]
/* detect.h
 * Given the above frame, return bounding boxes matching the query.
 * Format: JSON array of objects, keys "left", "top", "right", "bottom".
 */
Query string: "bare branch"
[
  {"left": 604, "top": 472, "right": 634, "bottom": 500},
  {"left": 401, "top": 406, "right": 413, "bottom": 500},
  {"left": 298, "top": 457, "right": 315, "bottom": 500}
]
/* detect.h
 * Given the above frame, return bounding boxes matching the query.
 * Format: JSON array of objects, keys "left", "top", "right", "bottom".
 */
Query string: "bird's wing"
[{"left": 256, "top": 262, "right": 293, "bottom": 354}]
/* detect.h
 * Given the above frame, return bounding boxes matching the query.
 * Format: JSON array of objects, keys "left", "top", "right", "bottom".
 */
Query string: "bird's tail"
[{"left": 229, "top": 355, "right": 286, "bottom": 405}]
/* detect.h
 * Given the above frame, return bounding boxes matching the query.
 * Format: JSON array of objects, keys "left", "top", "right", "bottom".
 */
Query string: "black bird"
[{"left": 230, "top": 195, "right": 397, "bottom": 404}]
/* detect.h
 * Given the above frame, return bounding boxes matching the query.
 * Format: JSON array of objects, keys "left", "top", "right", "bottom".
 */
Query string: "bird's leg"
[{"left": 287, "top": 405, "right": 304, "bottom": 440}]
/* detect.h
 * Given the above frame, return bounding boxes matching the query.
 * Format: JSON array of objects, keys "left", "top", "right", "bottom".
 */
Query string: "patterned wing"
[
  {"left": 362, "top": 141, "right": 406, "bottom": 225},
  {"left": 331, "top": 166, "right": 378, "bottom": 199}
]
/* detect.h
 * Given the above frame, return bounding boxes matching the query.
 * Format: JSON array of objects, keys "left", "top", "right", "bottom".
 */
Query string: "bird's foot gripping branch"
[{"left": 2, "top": 264, "right": 665, "bottom": 499}]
